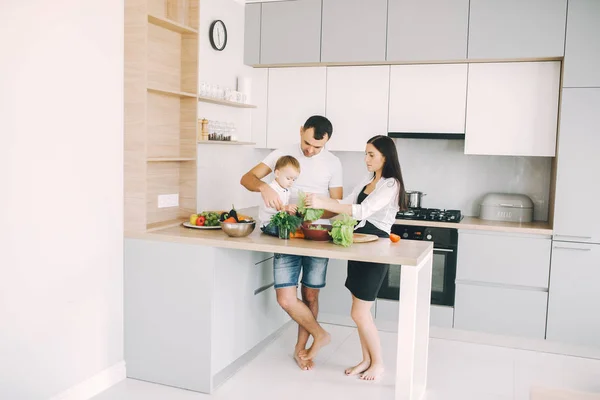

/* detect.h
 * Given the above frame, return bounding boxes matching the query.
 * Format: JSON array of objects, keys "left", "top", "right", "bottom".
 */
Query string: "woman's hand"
[
  {"left": 305, "top": 193, "right": 324, "bottom": 209},
  {"left": 285, "top": 204, "right": 298, "bottom": 215}
]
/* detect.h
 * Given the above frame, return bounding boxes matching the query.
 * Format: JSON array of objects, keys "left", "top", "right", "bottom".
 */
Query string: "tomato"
[
  {"left": 196, "top": 216, "right": 206, "bottom": 226},
  {"left": 389, "top": 233, "right": 401, "bottom": 243}
]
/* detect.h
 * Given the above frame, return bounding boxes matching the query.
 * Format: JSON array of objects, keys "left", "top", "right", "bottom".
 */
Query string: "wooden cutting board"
[{"left": 352, "top": 233, "right": 379, "bottom": 243}]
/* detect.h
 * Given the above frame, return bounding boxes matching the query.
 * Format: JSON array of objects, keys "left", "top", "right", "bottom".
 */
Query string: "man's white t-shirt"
[{"left": 261, "top": 144, "right": 343, "bottom": 205}]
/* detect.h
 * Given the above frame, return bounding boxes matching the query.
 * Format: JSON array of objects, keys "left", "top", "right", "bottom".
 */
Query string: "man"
[{"left": 240, "top": 115, "right": 343, "bottom": 371}]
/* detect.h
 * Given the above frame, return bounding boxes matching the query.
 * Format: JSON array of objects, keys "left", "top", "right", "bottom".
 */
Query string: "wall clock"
[{"left": 209, "top": 20, "right": 227, "bottom": 51}]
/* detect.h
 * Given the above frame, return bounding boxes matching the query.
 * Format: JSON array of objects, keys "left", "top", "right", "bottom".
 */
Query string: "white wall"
[
  {"left": 0, "top": 1, "right": 124, "bottom": 399},
  {"left": 335, "top": 140, "right": 552, "bottom": 221},
  {"left": 196, "top": 0, "right": 268, "bottom": 211}
]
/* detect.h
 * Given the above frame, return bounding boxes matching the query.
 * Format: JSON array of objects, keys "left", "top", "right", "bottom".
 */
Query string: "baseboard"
[{"left": 49, "top": 361, "right": 126, "bottom": 400}]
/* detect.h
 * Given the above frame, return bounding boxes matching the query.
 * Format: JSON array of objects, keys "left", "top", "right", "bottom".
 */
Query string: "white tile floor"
[{"left": 94, "top": 323, "right": 600, "bottom": 400}]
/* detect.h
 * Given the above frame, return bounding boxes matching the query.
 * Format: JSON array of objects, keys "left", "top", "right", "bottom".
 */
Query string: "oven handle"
[{"left": 434, "top": 248, "right": 454, "bottom": 253}]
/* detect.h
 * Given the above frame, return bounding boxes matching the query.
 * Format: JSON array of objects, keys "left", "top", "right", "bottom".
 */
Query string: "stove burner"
[{"left": 396, "top": 208, "right": 462, "bottom": 223}]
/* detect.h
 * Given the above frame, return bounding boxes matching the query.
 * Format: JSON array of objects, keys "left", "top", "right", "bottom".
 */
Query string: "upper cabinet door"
[
  {"left": 465, "top": 62, "right": 560, "bottom": 157},
  {"left": 388, "top": 64, "right": 467, "bottom": 134},
  {"left": 321, "top": 0, "right": 387, "bottom": 63},
  {"left": 468, "top": 0, "right": 567, "bottom": 59},
  {"left": 266, "top": 67, "right": 327, "bottom": 149},
  {"left": 387, "top": 0, "right": 469, "bottom": 62},
  {"left": 563, "top": 0, "right": 600, "bottom": 88},
  {"left": 325, "top": 66, "right": 390, "bottom": 152},
  {"left": 553, "top": 89, "right": 600, "bottom": 244},
  {"left": 260, "top": 0, "right": 322, "bottom": 65},
  {"left": 244, "top": 4, "right": 261, "bottom": 66}
]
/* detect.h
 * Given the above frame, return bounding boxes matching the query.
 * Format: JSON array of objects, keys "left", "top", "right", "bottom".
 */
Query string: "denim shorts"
[{"left": 273, "top": 254, "right": 329, "bottom": 289}]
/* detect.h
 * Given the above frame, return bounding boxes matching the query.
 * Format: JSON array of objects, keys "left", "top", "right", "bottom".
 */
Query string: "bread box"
[{"left": 479, "top": 193, "right": 533, "bottom": 223}]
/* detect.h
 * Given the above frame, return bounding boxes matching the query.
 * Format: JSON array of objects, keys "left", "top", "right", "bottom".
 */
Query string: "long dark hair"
[{"left": 367, "top": 135, "right": 407, "bottom": 210}]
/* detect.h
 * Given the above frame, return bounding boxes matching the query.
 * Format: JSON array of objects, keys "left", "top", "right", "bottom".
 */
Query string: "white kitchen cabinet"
[
  {"left": 563, "top": 0, "right": 600, "bottom": 88},
  {"left": 375, "top": 299, "right": 455, "bottom": 330},
  {"left": 387, "top": 0, "right": 469, "bottom": 62},
  {"left": 250, "top": 68, "right": 268, "bottom": 148},
  {"left": 465, "top": 62, "right": 561, "bottom": 156},
  {"left": 266, "top": 67, "right": 326, "bottom": 149},
  {"left": 468, "top": 0, "right": 567, "bottom": 59},
  {"left": 553, "top": 89, "right": 600, "bottom": 244},
  {"left": 546, "top": 242, "right": 600, "bottom": 348},
  {"left": 325, "top": 66, "right": 390, "bottom": 152},
  {"left": 456, "top": 231, "right": 551, "bottom": 289},
  {"left": 321, "top": 0, "right": 387, "bottom": 63},
  {"left": 388, "top": 64, "right": 467, "bottom": 134},
  {"left": 454, "top": 283, "right": 548, "bottom": 339}
]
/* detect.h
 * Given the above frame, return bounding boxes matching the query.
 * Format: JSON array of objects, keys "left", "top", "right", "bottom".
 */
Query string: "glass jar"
[{"left": 278, "top": 227, "right": 289, "bottom": 240}]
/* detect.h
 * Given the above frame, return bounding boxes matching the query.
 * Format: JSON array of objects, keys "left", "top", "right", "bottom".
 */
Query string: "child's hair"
[{"left": 274, "top": 155, "right": 301, "bottom": 172}]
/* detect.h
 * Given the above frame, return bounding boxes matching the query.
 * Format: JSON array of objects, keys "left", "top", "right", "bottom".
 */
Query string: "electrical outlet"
[{"left": 158, "top": 194, "right": 179, "bottom": 208}]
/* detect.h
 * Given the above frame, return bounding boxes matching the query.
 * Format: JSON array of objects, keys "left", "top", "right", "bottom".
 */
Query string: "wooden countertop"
[
  {"left": 126, "top": 224, "right": 433, "bottom": 267},
  {"left": 394, "top": 216, "right": 553, "bottom": 235}
]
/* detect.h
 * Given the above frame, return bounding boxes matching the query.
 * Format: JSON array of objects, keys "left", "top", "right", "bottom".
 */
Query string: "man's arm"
[
  {"left": 240, "top": 162, "right": 283, "bottom": 210},
  {"left": 322, "top": 186, "right": 343, "bottom": 219}
]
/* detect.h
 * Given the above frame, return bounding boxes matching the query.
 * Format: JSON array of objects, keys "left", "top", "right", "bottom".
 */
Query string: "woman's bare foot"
[
  {"left": 294, "top": 350, "right": 314, "bottom": 371},
  {"left": 344, "top": 359, "right": 371, "bottom": 376},
  {"left": 360, "top": 363, "right": 384, "bottom": 381},
  {"left": 300, "top": 331, "right": 331, "bottom": 360}
]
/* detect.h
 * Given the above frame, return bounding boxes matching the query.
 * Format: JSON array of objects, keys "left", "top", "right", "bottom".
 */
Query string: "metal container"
[
  {"left": 479, "top": 193, "right": 534, "bottom": 223},
  {"left": 221, "top": 221, "right": 256, "bottom": 237},
  {"left": 405, "top": 191, "right": 426, "bottom": 209}
]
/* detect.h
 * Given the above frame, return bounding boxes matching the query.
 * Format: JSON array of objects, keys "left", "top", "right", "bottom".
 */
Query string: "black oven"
[{"left": 377, "top": 225, "right": 458, "bottom": 307}]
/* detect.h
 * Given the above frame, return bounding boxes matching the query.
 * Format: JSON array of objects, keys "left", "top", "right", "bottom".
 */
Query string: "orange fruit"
[{"left": 389, "top": 233, "right": 401, "bottom": 243}]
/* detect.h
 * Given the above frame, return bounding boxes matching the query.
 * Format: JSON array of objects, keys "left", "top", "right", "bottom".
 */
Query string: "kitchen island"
[{"left": 125, "top": 224, "right": 433, "bottom": 400}]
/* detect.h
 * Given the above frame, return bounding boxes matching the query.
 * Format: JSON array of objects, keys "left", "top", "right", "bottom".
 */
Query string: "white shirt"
[
  {"left": 340, "top": 175, "right": 401, "bottom": 234},
  {"left": 262, "top": 144, "right": 343, "bottom": 201},
  {"left": 258, "top": 180, "right": 291, "bottom": 227}
]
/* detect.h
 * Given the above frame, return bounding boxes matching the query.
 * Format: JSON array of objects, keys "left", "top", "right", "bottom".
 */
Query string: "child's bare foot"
[
  {"left": 294, "top": 350, "right": 314, "bottom": 371},
  {"left": 360, "top": 363, "right": 385, "bottom": 381},
  {"left": 300, "top": 331, "right": 331, "bottom": 360},
  {"left": 344, "top": 359, "right": 371, "bottom": 376}
]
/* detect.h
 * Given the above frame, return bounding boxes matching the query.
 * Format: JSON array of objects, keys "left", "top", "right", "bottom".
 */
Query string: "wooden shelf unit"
[
  {"left": 197, "top": 95, "right": 258, "bottom": 108},
  {"left": 197, "top": 141, "right": 257, "bottom": 146},
  {"left": 125, "top": 0, "right": 199, "bottom": 233}
]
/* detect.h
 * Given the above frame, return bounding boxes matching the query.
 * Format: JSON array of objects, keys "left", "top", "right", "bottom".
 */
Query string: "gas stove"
[{"left": 396, "top": 208, "right": 463, "bottom": 223}]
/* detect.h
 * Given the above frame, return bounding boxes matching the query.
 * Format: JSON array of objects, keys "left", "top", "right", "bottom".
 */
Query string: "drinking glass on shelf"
[
  {"left": 224, "top": 88, "right": 232, "bottom": 102},
  {"left": 199, "top": 82, "right": 207, "bottom": 97}
]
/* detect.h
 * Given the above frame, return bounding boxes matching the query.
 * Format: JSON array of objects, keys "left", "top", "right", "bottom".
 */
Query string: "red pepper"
[{"left": 196, "top": 216, "right": 206, "bottom": 226}]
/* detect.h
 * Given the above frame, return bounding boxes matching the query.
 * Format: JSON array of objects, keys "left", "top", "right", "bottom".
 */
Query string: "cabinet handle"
[
  {"left": 554, "top": 234, "right": 592, "bottom": 240},
  {"left": 553, "top": 246, "right": 591, "bottom": 252},
  {"left": 434, "top": 248, "right": 454, "bottom": 253}
]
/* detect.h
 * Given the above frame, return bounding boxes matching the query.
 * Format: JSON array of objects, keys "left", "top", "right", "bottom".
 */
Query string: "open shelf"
[
  {"left": 148, "top": 87, "right": 197, "bottom": 98},
  {"left": 197, "top": 141, "right": 256, "bottom": 146},
  {"left": 147, "top": 157, "right": 196, "bottom": 162},
  {"left": 147, "top": 14, "right": 198, "bottom": 34},
  {"left": 197, "top": 96, "right": 257, "bottom": 108}
]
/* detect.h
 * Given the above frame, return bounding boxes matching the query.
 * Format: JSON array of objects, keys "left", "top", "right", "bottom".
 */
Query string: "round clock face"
[{"left": 210, "top": 20, "right": 227, "bottom": 51}]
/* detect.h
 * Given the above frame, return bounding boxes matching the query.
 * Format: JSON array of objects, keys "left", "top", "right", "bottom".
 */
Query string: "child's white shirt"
[{"left": 259, "top": 180, "right": 291, "bottom": 227}]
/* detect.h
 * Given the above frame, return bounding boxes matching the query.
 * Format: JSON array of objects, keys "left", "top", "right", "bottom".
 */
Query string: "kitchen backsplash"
[{"left": 335, "top": 139, "right": 552, "bottom": 221}]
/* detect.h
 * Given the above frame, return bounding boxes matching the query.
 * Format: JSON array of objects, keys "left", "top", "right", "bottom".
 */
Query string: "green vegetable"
[
  {"left": 269, "top": 211, "right": 302, "bottom": 233},
  {"left": 297, "top": 191, "right": 325, "bottom": 222},
  {"left": 200, "top": 211, "right": 221, "bottom": 227},
  {"left": 309, "top": 225, "right": 327, "bottom": 231},
  {"left": 329, "top": 214, "right": 357, "bottom": 247}
]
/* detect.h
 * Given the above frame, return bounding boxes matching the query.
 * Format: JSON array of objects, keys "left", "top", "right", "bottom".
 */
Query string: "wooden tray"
[{"left": 352, "top": 233, "right": 379, "bottom": 243}]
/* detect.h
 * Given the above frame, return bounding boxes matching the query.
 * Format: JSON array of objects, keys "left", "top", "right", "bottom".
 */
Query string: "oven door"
[{"left": 377, "top": 245, "right": 457, "bottom": 306}]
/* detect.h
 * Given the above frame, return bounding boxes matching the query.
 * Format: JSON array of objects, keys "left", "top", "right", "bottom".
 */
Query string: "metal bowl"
[{"left": 221, "top": 221, "right": 256, "bottom": 237}]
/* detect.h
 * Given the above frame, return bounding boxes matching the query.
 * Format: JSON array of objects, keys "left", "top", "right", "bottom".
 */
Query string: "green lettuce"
[
  {"left": 329, "top": 214, "right": 357, "bottom": 247},
  {"left": 297, "top": 191, "right": 324, "bottom": 222}
]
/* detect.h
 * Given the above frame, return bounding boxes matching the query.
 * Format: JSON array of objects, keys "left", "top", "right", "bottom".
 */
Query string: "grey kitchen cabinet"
[
  {"left": 563, "top": 0, "right": 600, "bottom": 88},
  {"left": 456, "top": 231, "right": 552, "bottom": 289},
  {"left": 454, "top": 283, "right": 548, "bottom": 339},
  {"left": 553, "top": 89, "right": 600, "bottom": 244},
  {"left": 321, "top": 0, "right": 387, "bottom": 62},
  {"left": 387, "top": 0, "right": 469, "bottom": 62},
  {"left": 468, "top": 0, "right": 567, "bottom": 59},
  {"left": 244, "top": 3, "right": 261, "bottom": 66},
  {"left": 546, "top": 242, "right": 600, "bottom": 348},
  {"left": 260, "top": 0, "right": 322, "bottom": 65}
]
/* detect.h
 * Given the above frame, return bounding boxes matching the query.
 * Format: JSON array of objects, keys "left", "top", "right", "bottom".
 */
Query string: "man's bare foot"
[
  {"left": 344, "top": 359, "right": 371, "bottom": 376},
  {"left": 360, "top": 363, "right": 384, "bottom": 381},
  {"left": 300, "top": 331, "right": 331, "bottom": 360},
  {"left": 294, "top": 351, "right": 314, "bottom": 371}
]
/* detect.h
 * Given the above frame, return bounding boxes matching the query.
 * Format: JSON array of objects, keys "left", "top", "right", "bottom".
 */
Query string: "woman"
[{"left": 305, "top": 135, "right": 407, "bottom": 380}]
